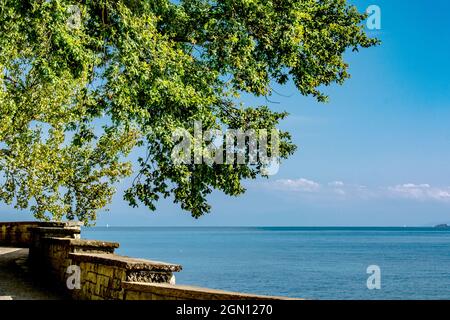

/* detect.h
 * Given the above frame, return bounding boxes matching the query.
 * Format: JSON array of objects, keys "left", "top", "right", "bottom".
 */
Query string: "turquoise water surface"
[{"left": 82, "top": 227, "right": 450, "bottom": 299}]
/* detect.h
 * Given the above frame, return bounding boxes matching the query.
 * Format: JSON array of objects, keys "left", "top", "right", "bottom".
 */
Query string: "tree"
[{"left": 0, "top": 0, "right": 378, "bottom": 225}]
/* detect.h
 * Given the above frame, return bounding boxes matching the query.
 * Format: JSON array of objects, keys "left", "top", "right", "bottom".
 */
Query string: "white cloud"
[
  {"left": 260, "top": 178, "right": 450, "bottom": 204},
  {"left": 328, "top": 181, "right": 345, "bottom": 187},
  {"left": 388, "top": 183, "right": 450, "bottom": 202},
  {"left": 271, "top": 178, "right": 321, "bottom": 192}
]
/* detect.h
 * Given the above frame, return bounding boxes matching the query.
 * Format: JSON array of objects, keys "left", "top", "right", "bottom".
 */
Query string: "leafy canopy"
[{"left": 0, "top": 0, "right": 378, "bottom": 224}]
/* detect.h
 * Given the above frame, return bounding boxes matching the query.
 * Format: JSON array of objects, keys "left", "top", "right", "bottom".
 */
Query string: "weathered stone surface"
[
  {"left": 42, "top": 237, "right": 118, "bottom": 247},
  {"left": 126, "top": 270, "right": 174, "bottom": 284},
  {"left": 0, "top": 222, "right": 67, "bottom": 247},
  {"left": 1, "top": 222, "right": 83, "bottom": 248},
  {"left": 42, "top": 237, "right": 119, "bottom": 254},
  {"left": 122, "top": 282, "right": 297, "bottom": 300},
  {"left": 29, "top": 227, "right": 81, "bottom": 237},
  {"left": 0, "top": 221, "right": 73, "bottom": 228},
  {"left": 69, "top": 253, "right": 182, "bottom": 272}
]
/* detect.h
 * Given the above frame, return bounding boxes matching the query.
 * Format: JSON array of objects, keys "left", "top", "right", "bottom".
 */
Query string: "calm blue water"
[{"left": 82, "top": 227, "right": 450, "bottom": 299}]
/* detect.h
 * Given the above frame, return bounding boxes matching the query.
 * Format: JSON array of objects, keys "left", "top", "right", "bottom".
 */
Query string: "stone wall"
[
  {"left": 0, "top": 221, "right": 73, "bottom": 247},
  {"left": 0, "top": 221, "right": 292, "bottom": 300},
  {"left": 68, "top": 252, "right": 181, "bottom": 300},
  {"left": 122, "top": 282, "right": 293, "bottom": 300},
  {"left": 37, "top": 237, "right": 120, "bottom": 290}
]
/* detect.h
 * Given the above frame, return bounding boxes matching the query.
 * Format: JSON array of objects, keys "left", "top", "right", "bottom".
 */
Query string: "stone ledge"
[
  {"left": 69, "top": 253, "right": 182, "bottom": 272},
  {"left": 122, "top": 282, "right": 298, "bottom": 300},
  {"left": 30, "top": 227, "right": 81, "bottom": 233},
  {"left": 1, "top": 222, "right": 81, "bottom": 248},
  {"left": 29, "top": 227, "right": 81, "bottom": 239},
  {"left": 0, "top": 221, "right": 82, "bottom": 227},
  {"left": 41, "top": 237, "right": 120, "bottom": 250}
]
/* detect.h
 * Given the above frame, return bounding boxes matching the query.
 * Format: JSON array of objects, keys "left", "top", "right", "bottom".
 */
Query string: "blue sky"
[{"left": 2, "top": 0, "right": 450, "bottom": 226}]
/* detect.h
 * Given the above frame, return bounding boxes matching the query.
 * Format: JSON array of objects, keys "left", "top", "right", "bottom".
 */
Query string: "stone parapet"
[
  {"left": 0, "top": 221, "right": 295, "bottom": 300},
  {"left": 68, "top": 253, "right": 181, "bottom": 300},
  {"left": 0, "top": 221, "right": 80, "bottom": 247},
  {"left": 122, "top": 282, "right": 296, "bottom": 300},
  {"left": 69, "top": 252, "right": 182, "bottom": 272}
]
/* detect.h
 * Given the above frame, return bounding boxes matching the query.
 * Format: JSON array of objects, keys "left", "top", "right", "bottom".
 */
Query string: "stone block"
[{"left": 86, "top": 271, "right": 97, "bottom": 284}]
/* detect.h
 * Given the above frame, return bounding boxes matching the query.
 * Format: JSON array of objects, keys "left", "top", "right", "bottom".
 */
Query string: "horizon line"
[{"left": 84, "top": 225, "right": 445, "bottom": 228}]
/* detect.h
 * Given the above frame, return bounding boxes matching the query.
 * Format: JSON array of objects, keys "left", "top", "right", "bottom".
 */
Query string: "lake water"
[{"left": 82, "top": 227, "right": 450, "bottom": 299}]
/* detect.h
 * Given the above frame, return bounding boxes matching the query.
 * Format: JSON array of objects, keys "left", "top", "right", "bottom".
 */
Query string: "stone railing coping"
[
  {"left": 69, "top": 253, "right": 182, "bottom": 272},
  {"left": 122, "top": 282, "right": 299, "bottom": 300},
  {"left": 0, "top": 221, "right": 82, "bottom": 227},
  {"left": 41, "top": 237, "right": 120, "bottom": 249},
  {"left": 61, "top": 222, "right": 84, "bottom": 228},
  {"left": 29, "top": 227, "right": 81, "bottom": 235}
]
